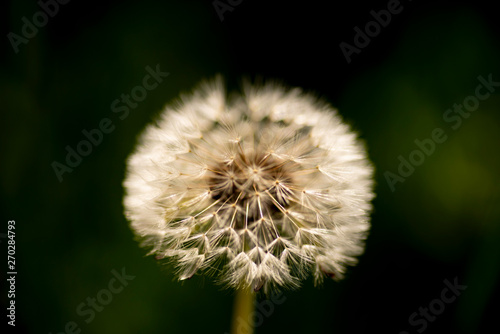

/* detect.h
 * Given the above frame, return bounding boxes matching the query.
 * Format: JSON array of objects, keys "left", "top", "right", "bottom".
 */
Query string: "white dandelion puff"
[{"left": 123, "top": 77, "right": 375, "bottom": 293}]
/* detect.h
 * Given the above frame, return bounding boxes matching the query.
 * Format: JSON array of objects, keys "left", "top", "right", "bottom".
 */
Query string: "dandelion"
[{"left": 123, "top": 77, "right": 374, "bottom": 295}]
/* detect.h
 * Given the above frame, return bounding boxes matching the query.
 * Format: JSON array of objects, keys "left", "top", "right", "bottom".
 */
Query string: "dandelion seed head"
[{"left": 123, "top": 77, "right": 374, "bottom": 293}]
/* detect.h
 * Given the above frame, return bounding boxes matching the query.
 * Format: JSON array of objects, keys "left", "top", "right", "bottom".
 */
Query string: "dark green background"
[{"left": 1, "top": 0, "right": 499, "bottom": 333}]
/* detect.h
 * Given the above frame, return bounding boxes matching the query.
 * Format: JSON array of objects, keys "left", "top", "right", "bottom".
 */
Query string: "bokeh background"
[{"left": 1, "top": 0, "right": 499, "bottom": 333}]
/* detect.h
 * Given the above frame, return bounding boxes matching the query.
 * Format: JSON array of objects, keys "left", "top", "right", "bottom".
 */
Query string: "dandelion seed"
[{"left": 123, "top": 77, "right": 375, "bottom": 293}]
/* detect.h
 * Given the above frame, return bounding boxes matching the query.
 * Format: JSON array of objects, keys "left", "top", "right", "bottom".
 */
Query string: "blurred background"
[{"left": 1, "top": 0, "right": 499, "bottom": 333}]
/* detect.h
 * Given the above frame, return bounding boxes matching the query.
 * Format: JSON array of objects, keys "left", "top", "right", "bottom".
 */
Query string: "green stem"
[{"left": 231, "top": 287, "right": 256, "bottom": 334}]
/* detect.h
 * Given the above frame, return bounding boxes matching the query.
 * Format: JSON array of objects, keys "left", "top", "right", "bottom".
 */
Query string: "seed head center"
[{"left": 208, "top": 152, "right": 291, "bottom": 223}]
